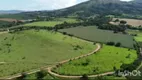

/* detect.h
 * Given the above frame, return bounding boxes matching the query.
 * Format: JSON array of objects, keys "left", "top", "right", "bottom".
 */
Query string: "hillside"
[
  {"left": 51, "top": 0, "right": 142, "bottom": 17},
  {"left": 0, "top": 0, "right": 142, "bottom": 20}
]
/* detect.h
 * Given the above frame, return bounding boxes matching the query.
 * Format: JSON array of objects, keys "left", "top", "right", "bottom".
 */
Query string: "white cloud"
[{"left": 31, "top": 0, "right": 77, "bottom": 10}]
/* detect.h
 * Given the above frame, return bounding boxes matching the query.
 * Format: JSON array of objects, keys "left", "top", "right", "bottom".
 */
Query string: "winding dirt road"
[{"left": 47, "top": 43, "right": 114, "bottom": 79}]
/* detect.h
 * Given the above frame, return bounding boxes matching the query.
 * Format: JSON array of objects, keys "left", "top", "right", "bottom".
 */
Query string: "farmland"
[
  {"left": 53, "top": 45, "right": 137, "bottom": 76},
  {"left": 0, "top": 18, "right": 17, "bottom": 22},
  {"left": 59, "top": 26, "right": 135, "bottom": 48},
  {"left": 111, "top": 18, "right": 142, "bottom": 27},
  {"left": 127, "top": 30, "right": 142, "bottom": 42},
  {"left": 0, "top": 30, "right": 96, "bottom": 77},
  {"left": 23, "top": 21, "right": 63, "bottom": 27},
  {"left": 22, "top": 18, "right": 79, "bottom": 27}
]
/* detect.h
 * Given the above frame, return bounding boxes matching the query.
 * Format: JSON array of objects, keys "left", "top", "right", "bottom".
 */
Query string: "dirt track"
[{"left": 47, "top": 43, "right": 114, "bottom": 79}]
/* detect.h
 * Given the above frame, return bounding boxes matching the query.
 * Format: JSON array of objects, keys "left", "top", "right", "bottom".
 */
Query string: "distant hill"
[
  {"left": 0, "top": 10, "right": 23, "bottom": 14},
  {"left": 47, "top": 0, "right": 142, "bottom": 17},
  {"left": 0, "top": 0, "right": 142, "bottom": 19},
  {"left": 135, "top": 0, "right": 142, "bottom": 3}
]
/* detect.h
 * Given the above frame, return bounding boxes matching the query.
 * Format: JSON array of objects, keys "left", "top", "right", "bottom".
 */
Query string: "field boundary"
[{"left": 47, "top": 44, "right": 114, "bottom": 79}]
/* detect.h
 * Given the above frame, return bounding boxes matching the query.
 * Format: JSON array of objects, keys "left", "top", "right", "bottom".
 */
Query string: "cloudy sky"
[{"left": 0, "top": 0, "right": 132, "bottom": 11}]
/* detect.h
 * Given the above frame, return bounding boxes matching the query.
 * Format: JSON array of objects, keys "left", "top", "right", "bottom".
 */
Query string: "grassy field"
[
  {"left": 0, "top": 30, "right": 96, "bottom": 77},
  {"left": 22, "top": 18, "right": 79, "bottom": 27},
  {"left": 111, "top": 18, "right": 142, "bottom": 27},
  {"left": 53, "top": 45, "right": 137, "bottom": 76},
  {"left": 127, "top": 30, "right": 142, "bottom": 42},
  {"left": 23, "top": 21, "right": 63, "bottom": 27},
  {"left": 59, "top": 26, "right": 135, "bottom": 48},
  {"left": 55, "top": 18, "right": 80, "bottom": 23}
]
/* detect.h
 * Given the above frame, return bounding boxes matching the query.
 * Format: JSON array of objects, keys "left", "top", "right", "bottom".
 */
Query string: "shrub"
[
  {"left": 80, "top": 74, "right": 88, "bottom": 80},
  {"left": 120, "top": 20, "right": 127, "bottom": 24},
  {"left": 36, "top": 70, "right": 47, "bottom": 79},
  {"left": 17, "top": 72, "right": 27, "bottom": 80},
  {"left": 106, "top": 42, "right": 115, "bottom": 46},
  {"left": 115, "top": 42, "right": 121, "bottom": 47}
]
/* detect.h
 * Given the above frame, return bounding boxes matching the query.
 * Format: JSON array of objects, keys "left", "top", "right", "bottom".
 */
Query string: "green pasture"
[
  {"left": 53, "top": 45, "right": 137, "bottom": 75},
  {"left": 22, "top": 18, "right": 79, "bottom": 27},
  {"left": 127, "top": 30, "right": 142, "bottom": 42},
  {"left": 0, "top": 30, "right": 96, "bottom": 77}
]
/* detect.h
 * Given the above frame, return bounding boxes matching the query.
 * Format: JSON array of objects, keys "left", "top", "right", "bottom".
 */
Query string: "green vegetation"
[
  {"left": 59, "top": 26, "right": 135, "bottom": 48},
  {"left": 0, "top": 21, "right": 13, "bottom": 28},
  {"left": 54, "top": 18, "right": 80, "bottom": 23},
  {"left": 135, "top": 33, "right": 142, "bottom": 42},
  {"left": 89, "top": 75, "right": 126, "bottom": 80},
  {"left": 25, "top": 71, "right": 58, "bottom": 80},
  {"left": 0, "top": 30, "right": 96, "bottom": 77},
  {"left": 23, "top": 21, "right": 63, "bottom": 27},
  {"left": 139, "top": 42, "right": 142, "bottom": 48},
  {"left": 53, "top": 45, "right": 137, "bottom": 75},
  {"left": 127, "top": 30, "right": 142, "bottom": 42},
  {"left": 21, "top": 18, "right": 79, "bottom": 27}
]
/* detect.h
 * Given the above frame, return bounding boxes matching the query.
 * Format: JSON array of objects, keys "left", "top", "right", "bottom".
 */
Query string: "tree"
[
  {"left": 115, "top": 42, "right": 121, "bottom": 47},
  {"left": 80, "top": 74, "right": 88, "bottom": 80},
  {"left": 120, "top": 20, "right": 127, "bottom": 24},
  {"left": 36, "top": 70, "right": 47, "bottom": 80},
  {"left": 17, "top": 72, "right": 27, "bottom": 80},
  {"left": 106, "top": 42, "right": 115, "bottom": 46}
]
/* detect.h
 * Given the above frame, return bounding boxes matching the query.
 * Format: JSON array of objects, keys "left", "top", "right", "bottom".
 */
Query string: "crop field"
[
  {"left": 0, "top": 30, "right": 96, "bottom": 77},
  {"left": 53, "top": 45, "right": 137, "bottom": 75},
  {"left": 111, "top": 18, "right": 142, "bottom": 27},
  {"left": 59, "top": 26, "right": 135, "bottom": 48},
  {"left": 0, "top": 18, "right": 17, "bottom": 22},
  {"left": 22, "top": 18, "right": 79, "bottom": 27}
]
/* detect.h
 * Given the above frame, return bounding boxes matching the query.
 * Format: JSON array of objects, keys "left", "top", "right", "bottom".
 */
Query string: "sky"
[{"left": 0, "top": 0, "right": 133, "bottom": 11}]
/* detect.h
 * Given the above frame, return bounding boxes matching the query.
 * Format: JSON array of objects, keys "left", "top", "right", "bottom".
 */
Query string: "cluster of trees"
[
  {"left": 0, "top": 21, "right": 17, "bottom": 28},
  {"left": 54, "top": 16, "right": 129, "bottom": 33},
  {"left": 53, "top": 16, "right": 113, "bottom": 30},
  {"left": 106, "top": 42, "right": 121, "bottom": 47},
  {"left": 98, "top": 24, "right": 127, "bottom": 33},
  {"left": 17, "top": 70, "right": 48, "bottom": 80}
]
